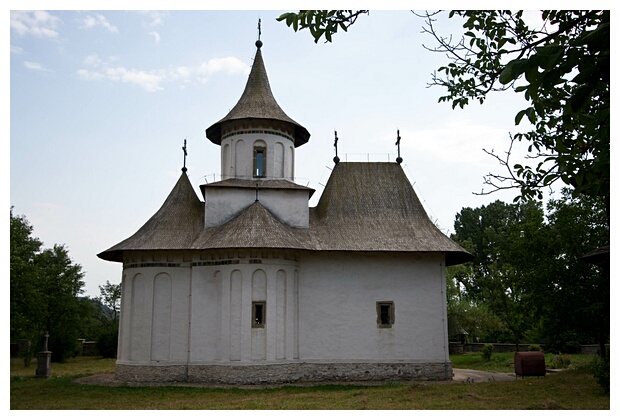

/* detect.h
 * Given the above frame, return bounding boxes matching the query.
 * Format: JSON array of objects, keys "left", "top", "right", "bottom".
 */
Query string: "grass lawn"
[{"left": 10, "top": 354, "right": 609, "bottom": 410}]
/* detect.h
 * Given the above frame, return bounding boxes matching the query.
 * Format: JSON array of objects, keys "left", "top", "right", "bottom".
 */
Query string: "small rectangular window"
[
  {"left": 377, "top": 301, "right": 394, "bottom": 328},
  {"left": 252, "top": 301, "right": 266, "bottom": 328},
  {"left": 253, "top": 148, "right": 266, "bottom": 178}
]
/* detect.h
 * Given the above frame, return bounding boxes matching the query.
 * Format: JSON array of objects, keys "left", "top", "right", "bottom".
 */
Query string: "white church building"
[{"left": 98, "top": 38, "right": 471, "bottom": 384}]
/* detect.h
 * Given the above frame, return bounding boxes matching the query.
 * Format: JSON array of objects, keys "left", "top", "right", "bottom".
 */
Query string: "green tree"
[
  {"left": 10, "top": 208, "right": 44, "bottom": 365},
  {"left": 35, "top": 244, "right": 87, "bottom": 362},
  {"left": 446, "top": 266, "right": 506, "bottom": 343},
  {"left": 10, "top": 209, "right": 88, "bottom": 363},
  {"left": 278, "top": 10, "right": 610, "bottom": 210},
  {"left": 532, "top": 189, "right": 609, "bottom": 354},
  {"left": 94, "top": 281, "right": 121, "bottom": 358},
  {"left": 450, "top": 192, "right": 608, "bottom": 351},
  {"left": 451, "top": 200, "right": 546, "bottom": 347}
]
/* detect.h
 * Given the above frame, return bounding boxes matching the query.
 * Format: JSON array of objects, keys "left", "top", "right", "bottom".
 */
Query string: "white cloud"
[
  {"left": 11, "top": 45, "right": 24, "bottom": 54},
  {"left": 148, "top": 31, "right": 161, "bottom": 45},
  {"left": 76, "top": 69, "right": 103, "bottom": 81},
  {"left": 112, "top": 68, "right": 164, "bottom": 92},
  {"left": 175, "top": 66, "right": 191, "bottom": 78},
  {"left": 80, "top": 14, "right": 118, "bottom": 33},
  {"left": 138, "top": 11, "right": 168, "bottom": 27},
  {"left": 78, "top": 54, "right": 163, "bottom": 91},
  {"left": 82, "top": 54, "right": 104, "bottom": 67},
  {"left": 77, "top": 54, "right": 249, "bottom": 92},
  {"left": 404, "top": 120, "right": 517, "bottom": 167},
  {"left": 77, "top": 66, "right": 164, "bottom": 92},
  {"left": 23, "top": 61, "right": 50, "bottom": 72},
  {"left": 10, "top": 10, "right": 61, "bottom": 38},
  {"left": 197, "top": 57, "right": 250, "bottom": 77}
]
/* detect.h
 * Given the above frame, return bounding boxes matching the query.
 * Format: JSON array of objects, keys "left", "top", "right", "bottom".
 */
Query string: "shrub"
[
  {"left": 564, "top": 341, "right": 581, "bottom": 354},
  {"left": 481, "top": 344, "right": 494, "bottom": 362},
  {"left": 591, "top": 357, "right": 610, "bottom": 394},
  {"left": 547, "top": 353, "right": 571, "bottom": 369},
  {"left": 528, "top": 344, "right": 542, "bottom": 352},
  {"left": 96, "top": 328, "right": 118, "bottom": 359}
]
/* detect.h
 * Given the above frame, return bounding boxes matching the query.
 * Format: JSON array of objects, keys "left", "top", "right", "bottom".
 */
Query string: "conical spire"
[
  {"left": 206, "top": 41, "right": 310, "bottom": 147},
  {"left": 97, "top": 171, "right": 204, "bottom": 262}
]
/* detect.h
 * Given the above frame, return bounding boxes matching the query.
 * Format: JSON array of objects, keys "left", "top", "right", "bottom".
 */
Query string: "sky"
[{"left": 7, "top": 4, "right": 614, "bottom": 299}]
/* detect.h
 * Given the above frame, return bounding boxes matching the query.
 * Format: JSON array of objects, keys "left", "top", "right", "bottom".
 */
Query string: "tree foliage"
[
  {"left": 421, "top": 10, "right": 609, "bottom": 207},
  {"left": 10, "top": 208, "right": 44, "bottom": 362},
  {"left": 277, "top": 10, "right": 368, "bottom": 43},
  {"left": 94, "top": 280, "right": 121, "bottom": 358},
  {"left": 449, "top": 191, "right": 608, "bottom": 350},
  {"left": 277, "top": 10, "right": 610, "bottom": 209},
  {"left": 450, "top": 200, "right": 546, "bottom": 345},
  {"left": 10, "top": 209, "right": 90, "bottom": 362}
]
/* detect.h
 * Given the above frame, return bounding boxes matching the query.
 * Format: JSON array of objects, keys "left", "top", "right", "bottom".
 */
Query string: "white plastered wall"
[
  {"left": 118, "top": 250, "right": 300, "bottom": 365},
  {"left": 297, "top": 251, "right": 450, "bottom": 363},
  {"left": 204, "top": 187, "right": 309, "bottom": 228},
  {"left": 220, "top": 132, "right": 295, "bottom": 181},
  {"left": 117, "top": 250, "right": 449, "bottom": 367}
]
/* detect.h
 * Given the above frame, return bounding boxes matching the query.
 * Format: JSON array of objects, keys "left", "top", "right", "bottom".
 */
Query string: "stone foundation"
[{"left": 115, "top": 361, "right": 452, "bottom": 384}]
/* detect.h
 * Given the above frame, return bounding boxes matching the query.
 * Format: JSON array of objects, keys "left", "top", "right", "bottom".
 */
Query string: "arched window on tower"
[{"left": 253, "top": 145, "right": 266, "bottom": 178}]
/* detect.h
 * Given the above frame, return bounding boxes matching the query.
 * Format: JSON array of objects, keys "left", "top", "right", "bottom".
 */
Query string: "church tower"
[
  {"left": 202, "top": 39, "right": 313, "bottom": 228},
  {"left": 98, "top": 30, "right": 472, "bottom": 385}
]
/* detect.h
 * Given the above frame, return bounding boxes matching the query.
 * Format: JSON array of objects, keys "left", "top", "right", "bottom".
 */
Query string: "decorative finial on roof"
[
  {"left": 182, "top": 138, "right": 188, "bottom": 172},
  {"left": 256, "top": 18, "right": 263, "bottom": 49},
  {"left": 333, "top": 130, "right": 340, "bottom": 164},
  {"left": 395, "top": 129, "right": 403, "bottom": 165}
]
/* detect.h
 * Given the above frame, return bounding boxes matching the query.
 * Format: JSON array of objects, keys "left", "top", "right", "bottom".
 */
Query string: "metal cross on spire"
[
  {"left": 182, "top": 138, "right": 187, "bottom": 172},
  {"left": 258, "top": 18, "right": 262, "bottom": 41},
  {"left": 256, "top": 18, "right": 263, "bottom": 49},
  {"left": 333, "top": 130, "right": 340, "bottom": 164},
  {"left": 395, "top": 129, "right": 403, "bottom": 164}
]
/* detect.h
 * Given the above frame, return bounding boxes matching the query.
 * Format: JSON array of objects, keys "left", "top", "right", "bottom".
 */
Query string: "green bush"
[
  {"left": 547, "top": 353, "right": 572, "bottom": 369},
  {"left": 481, "top": 344, "right": 494, "bottom": 362},
  {"left": 528, "top": 344, "right": 542, "bottom": 352},
  {"left": 564, "top": 341, "right": 581, "bottom": 354},
  {"left": 591, "top": 357, "right": 610, "bottom": 394},
  {"left": 96, "top": 328, "right": 118, "bottom": 359}
]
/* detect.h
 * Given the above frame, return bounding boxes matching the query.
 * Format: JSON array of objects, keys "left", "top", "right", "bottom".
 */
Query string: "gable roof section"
[
  {"left": 192, "top": 201, "right": 308, "bottom": 250},
  {"left": 309, "top": 162, "right": 472, "bottom": 265},
  {"left": 97, "top": 171, "right": 204, "bottom": 262},
  {"left": 205, "top": 45, "right": 310, "bottom": 147}
]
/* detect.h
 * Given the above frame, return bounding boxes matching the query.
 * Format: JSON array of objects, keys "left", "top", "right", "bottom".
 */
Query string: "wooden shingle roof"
[
  {"left": 191, "top": 201, "right": 309, "bottom": 250},
  {"left": 97, "top": 171, "right": 204, "bottom": 262},
  {"left": 205, "top": 43, "right": 310, "bottom": 147},
  {"left": 309, "top": 162, "right": 471, "bottom": 265},
  {"left": 99, "top": 163, "right": 472, "bottom": 266}
]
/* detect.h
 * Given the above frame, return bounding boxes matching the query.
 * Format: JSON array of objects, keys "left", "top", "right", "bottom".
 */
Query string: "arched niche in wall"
[
  {"left": 234, "top": 139, "right": 245, "bottom": 178},
  {"left": 151, "top": 272, "right": 172, "bottom": 361},
  {"left": 222, "top": 143, "right": 231, "bottom": 178}
]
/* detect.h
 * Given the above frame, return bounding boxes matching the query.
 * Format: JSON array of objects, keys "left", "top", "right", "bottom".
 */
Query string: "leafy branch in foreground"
[
  {"left": 277, "top": 10, "right": 368, "bottom": 43},
  {"left": 277, "top": 10, "right": 610, "bottom": 215},
  {"left": 419, "top": 10, "right": 609, "bottom": 209}
]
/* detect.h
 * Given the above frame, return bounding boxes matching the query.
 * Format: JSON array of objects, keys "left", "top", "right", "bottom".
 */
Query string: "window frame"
[
  {"left": 252, "top": 301, "right": 266, "bottom": 328},
  {"left": 253, "top": 146, "right": 266, "bottom": 178},
  {"left": 376, "top": 301, "right": 395, "bottom": 328}
]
